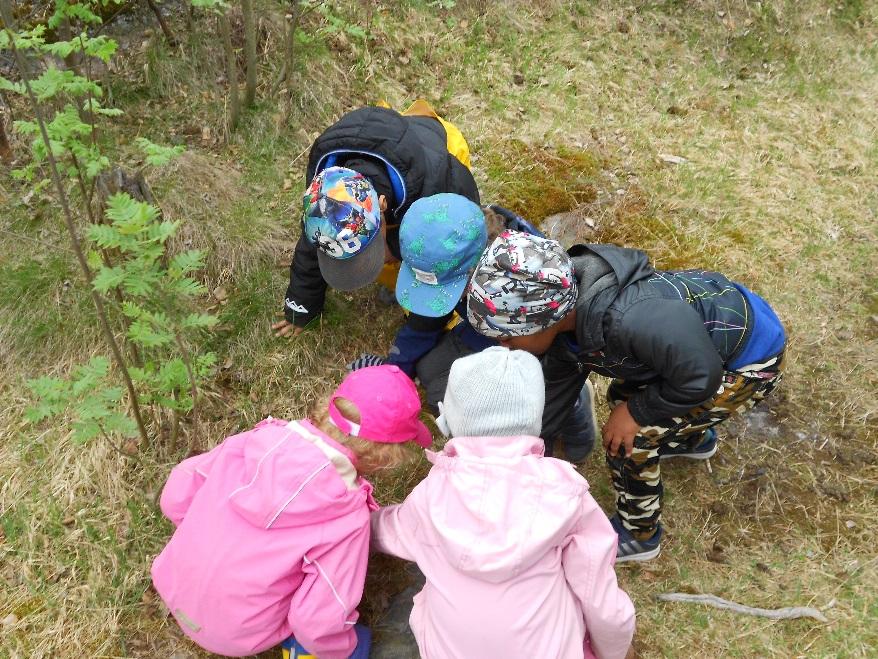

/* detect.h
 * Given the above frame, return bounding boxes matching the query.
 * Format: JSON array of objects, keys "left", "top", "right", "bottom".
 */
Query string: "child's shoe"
[
  {"left": 610, "top": 514, "right": 663, "bottom": 563},
  {"left": 659, "top": 428, "right": 717, "bottom": 461}
]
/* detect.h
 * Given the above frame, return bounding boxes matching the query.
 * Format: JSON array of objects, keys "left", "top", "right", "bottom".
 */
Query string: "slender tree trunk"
[
  {"left": 0, "top": 112, "right": 11, "bottom": 162},
  {"left": 144, "top": 0, "right": 176, "bottom": 45},
  {"left": 241, "top": 0, "right": 257, "bottom": 107},
  {"left": 272, "top": 1, "right": 302, "bottom": 97},
  {"left": 0, "top": 2, "right": 150, "bottom": 446},
  {"left": 219, "top": 13, "right": 240, "bottom": 133}
]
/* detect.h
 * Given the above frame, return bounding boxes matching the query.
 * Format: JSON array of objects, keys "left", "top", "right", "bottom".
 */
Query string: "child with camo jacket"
[{"left": 466, "top": 230, "right": 786, "bottom": 562}]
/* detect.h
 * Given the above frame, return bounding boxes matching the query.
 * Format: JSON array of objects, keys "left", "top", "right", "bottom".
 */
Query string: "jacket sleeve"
[
  {"left": 386, "top": 312, "right": 452, "bottom": 377},
  {"left": 540, "top": 337, "right": 589, "bottom": 441},
  {"left": 159, "top": 450, "right": 218, "bottom": 527},
  {"left": 616, "top": 298, "right": 724, "bottom": 426},
  {"left": 284, "top": 232, "right": 328, "bottom": 326},
  {"left": 562, "top": 505, "right": 635, "bottom": 659},
  {"left": 287, "top": 518, "right": 370, "bottom": 659},
  {"left": 370, "top": 502, "right": 421, "bottom": 561}
]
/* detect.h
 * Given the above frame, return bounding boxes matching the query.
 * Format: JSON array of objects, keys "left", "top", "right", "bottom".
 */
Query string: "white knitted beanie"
[{"left": 437, "top": 346, "right": 545, "bottom": 438}]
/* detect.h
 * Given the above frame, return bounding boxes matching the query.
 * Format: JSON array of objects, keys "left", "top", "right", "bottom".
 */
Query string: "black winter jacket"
[
  {"left": 541, "top": 244, "right": 753, "bottom": 432},
  {"left": 283, "top": 106, "right": 480, "bottom": 326}
]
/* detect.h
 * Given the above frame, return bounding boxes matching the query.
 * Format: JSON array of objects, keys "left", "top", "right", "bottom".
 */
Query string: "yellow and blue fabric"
[
  {"left": 396, "top": 193, "right": 487, "bottom": 318},
  {"left": 280, "top": 624, "right": 371, "bottom": 659}
]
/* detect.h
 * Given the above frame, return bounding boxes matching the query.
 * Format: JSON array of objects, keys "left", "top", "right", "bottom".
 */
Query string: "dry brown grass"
[{"left": 2, "top": 0, "right": 877, "bottom": 657}]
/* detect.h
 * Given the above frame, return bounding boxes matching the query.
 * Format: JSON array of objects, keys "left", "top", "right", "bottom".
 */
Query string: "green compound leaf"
[
  {"left": 135, "top": 137, "right": 185, "bottom": 167},
  {"left": 92, "top": 265, "right": 126, "bottom": 293}
]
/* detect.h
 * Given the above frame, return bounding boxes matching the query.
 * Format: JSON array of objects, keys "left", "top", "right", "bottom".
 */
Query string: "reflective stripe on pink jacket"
[
  {"left": 151, "top": 418, "right": 377, "bottom": 658},
  {"left": 371, "top": 435, "right": 635, "bottom": 659}
]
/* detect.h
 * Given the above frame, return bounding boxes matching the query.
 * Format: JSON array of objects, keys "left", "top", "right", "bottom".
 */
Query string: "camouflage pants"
[{"left": 606, "top": 353, "right": 785, "bottom": 539}]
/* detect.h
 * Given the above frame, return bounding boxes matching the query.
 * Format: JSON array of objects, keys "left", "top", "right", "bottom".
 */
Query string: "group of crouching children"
[{"left": 151, "top": 105, "right": 786, "bottom": 658}]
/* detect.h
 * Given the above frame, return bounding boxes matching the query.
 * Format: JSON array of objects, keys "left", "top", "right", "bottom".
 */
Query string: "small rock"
[
  {"left": 282, "top": 178, "right": 293, "bottom": 191},
  {"left": 201, "top": 126, "right": 211, "bottom": 143},
  {"left": 658, "top": 153, "right": 688, "bottom": 165},
  {"left": 845, "top": 520, "right": 856, "bottom": 529},
  {"left": 62, "top": 516, "right": 75, "bottom": 526},
  {"left": 2, "top": 613, "right": 18, "bottom": 627},
  {"left": 213, "top": 287, "right": 228, "bottom": 303}
]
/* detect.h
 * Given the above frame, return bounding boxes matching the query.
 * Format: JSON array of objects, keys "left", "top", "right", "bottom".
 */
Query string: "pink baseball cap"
[{"left": 328, "top": 365, "right": 432, "bottom": 449}]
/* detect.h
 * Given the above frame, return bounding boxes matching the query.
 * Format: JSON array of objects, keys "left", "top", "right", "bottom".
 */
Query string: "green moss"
[{"left": 482, "top": 140, "right": 600, "bottom": 222}]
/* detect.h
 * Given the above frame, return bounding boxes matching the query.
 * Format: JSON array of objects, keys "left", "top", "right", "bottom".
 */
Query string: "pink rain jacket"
[
  {"left": 151, "top": 418, "right": 377, "bottom": 658},
  {"left": 371, "top": 435, "right": 635, "bottom": 659}
]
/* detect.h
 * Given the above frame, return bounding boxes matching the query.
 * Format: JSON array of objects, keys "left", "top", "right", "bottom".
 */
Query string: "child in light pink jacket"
[
  {"left": 371, "top": 346, "right": 636, "bottom": 659},
  {"left": 151, "top": 365, "right": 432, "bottom": 658}
]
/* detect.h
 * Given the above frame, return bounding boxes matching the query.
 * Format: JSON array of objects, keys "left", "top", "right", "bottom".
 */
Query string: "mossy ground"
[{"left": 2, "top": 1, "right": 877, "bottom": 657}]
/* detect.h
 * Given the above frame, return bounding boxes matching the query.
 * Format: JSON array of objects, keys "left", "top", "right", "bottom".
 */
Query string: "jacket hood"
[
  {"left": 569, "top": 243, "right": 655, "bottom": 352},
  {"left": 424, "top": 435, "right": 590, "bottom": 583},
  {"left": 227, "top": 419, "right": 376, "bottom": 530}
]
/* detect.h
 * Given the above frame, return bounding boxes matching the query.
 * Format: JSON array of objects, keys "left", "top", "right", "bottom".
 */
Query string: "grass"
[{"left": 1, "top": 0, "right": 877, "bottom": 656}]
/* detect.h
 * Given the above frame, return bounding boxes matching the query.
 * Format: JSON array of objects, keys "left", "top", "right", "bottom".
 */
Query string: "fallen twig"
[{"left": 657, "top": 593, "right": 828, "bottom": 622}]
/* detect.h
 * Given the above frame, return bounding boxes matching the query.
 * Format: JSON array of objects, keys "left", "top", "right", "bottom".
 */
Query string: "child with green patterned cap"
[{"left": 347, "top": 193, "right": 489, "bottom": 377}]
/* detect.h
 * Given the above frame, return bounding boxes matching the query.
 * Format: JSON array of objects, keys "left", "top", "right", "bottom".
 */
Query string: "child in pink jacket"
[
  {"left": 371, "top": 347, "right": 635, "bottom": 659},
  {"left": 151, "top": 365, "right": 432, "bottom": 658}
]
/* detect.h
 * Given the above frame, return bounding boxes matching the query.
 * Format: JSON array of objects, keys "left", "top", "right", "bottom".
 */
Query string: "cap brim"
[
  {"left": 317, "top": 233, "right": 386, "bottom": 292},
  {"left": 413, "top": 420, "right": 433, "bottom": 448},
  {"left": 396, "top": 264, "right": 469, "bottom": 318}
]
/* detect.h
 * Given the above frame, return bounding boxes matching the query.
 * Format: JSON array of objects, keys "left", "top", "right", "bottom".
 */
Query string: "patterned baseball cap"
[
  {"left": 467, "top": 230, "right": 578, "bottom": 337},
  {"left": 302, "top": 166, "right": 385, "bottom": 291},
  {"left": 396, "top": 194, "right": 487, "bottom": 317}
]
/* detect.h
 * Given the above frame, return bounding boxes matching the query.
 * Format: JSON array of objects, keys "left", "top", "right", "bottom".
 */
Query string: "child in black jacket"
[
  {"left": 272, "top": 104, "right": 479, "bottom": 339},
  {"left": 467, "top": 231, "right": 786, "bottom": 562}
]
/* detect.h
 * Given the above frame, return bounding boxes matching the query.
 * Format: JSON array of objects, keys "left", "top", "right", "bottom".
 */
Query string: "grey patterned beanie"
[{"left": 467, "top": 230, "right": 577, "bottom": 337}]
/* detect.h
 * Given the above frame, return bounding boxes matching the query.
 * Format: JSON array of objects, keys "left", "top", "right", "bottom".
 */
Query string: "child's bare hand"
[
  {"left": 601, "top": 402, "right": 641, "bottom": 458},
  {"left": 272, "top": 314, "right": 304, "bottom": 338}
]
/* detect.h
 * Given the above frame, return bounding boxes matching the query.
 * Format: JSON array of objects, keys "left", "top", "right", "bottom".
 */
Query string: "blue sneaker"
[
  {"left": 660, "top": 428, "right": 717, "bottom": 461},
  {"left": 610, "top": 514, "right": 663, "bottom": 563}
]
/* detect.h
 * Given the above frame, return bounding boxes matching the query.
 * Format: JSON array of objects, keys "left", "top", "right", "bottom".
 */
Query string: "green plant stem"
[
  {"left": 241, "top": 0, "right": 257, "bottom": 107},
  {"left": 174, "top": 332, "right": 201, "bottom": 453},
  {"left": 98, "top": 421, "right": 142, "bottom": 464},
  {"left": 0, "top": 1, "right": 150, "bottom": 446},
  {"left": 70, "top": 156, "right": 143, "bottom": 368}
]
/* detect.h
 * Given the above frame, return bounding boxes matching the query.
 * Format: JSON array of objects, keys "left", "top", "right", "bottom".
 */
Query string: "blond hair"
[{"left": 312, "top": 397, "right": 420, "bottom": 476}]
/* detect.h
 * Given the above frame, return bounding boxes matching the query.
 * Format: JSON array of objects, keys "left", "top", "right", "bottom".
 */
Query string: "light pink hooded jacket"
[
  {"left": 371, "top": 435, "right": 635, "bottom": 659},
  {"left": 151, "top": 418, "right": 377, "bottom": 658}
]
